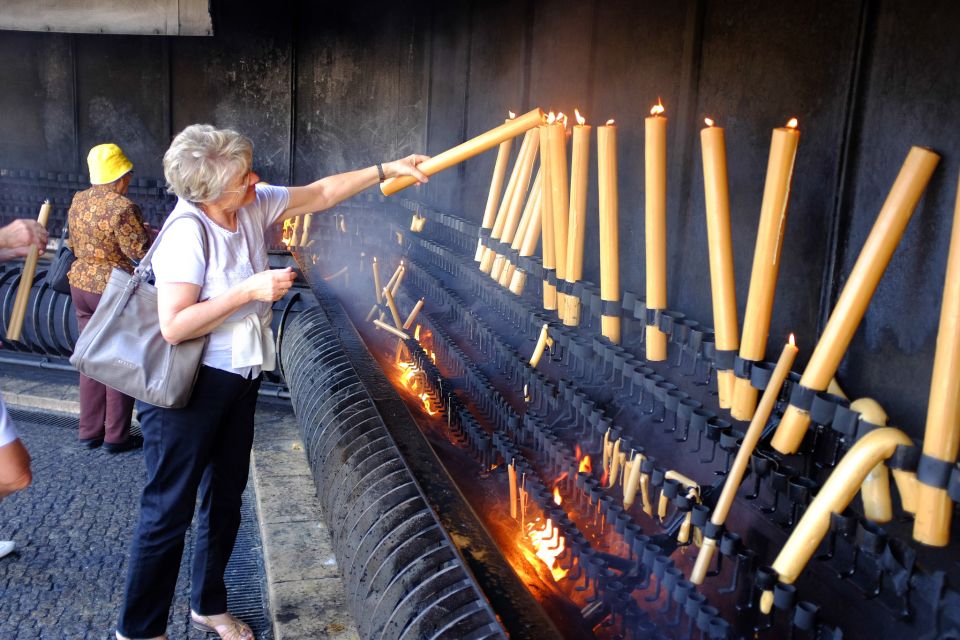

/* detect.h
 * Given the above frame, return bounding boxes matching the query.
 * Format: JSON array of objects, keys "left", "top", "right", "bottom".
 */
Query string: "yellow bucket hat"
[{"left": 87, "top": 143, "right": 133, "bottom": 185}]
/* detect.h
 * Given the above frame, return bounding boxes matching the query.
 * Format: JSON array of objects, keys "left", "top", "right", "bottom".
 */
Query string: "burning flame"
[
  {"left": 418, "top": 392, "right": 438, "bottom": 416},
  {"left": 526, "top": 518, "right": 568, "bottom": 581},
  {"left": 786, "top": 117, "right": 799, "bottom": 129},
  {"left": 553, "top": 486, "right": 562, "bottom": 505},
  {"left": 704, "top": 117, "right": 715, "bottom": 127},
  {"left": 396, "top": 359, "right": 439, "bottom": 416},
  {"left": 650, "top": 98, "right": 665, "bottom": 116},
  {"left": 575, "top": 108, "right": 585, "bottom": 126},
  {"left": 789, "top": 332, "right": 796, "bottom": 347},
  {"left": 578, "top": 455, "right": 592, "bottom": 474},
  {"left": 546, "top": 111, "right": 556, "bottom": 124},
  {"left": 508, "top": 110, "right": 516, "bottom": 119},
  {"left": 606, "top": 118, "right": 615, "bottom": 126},
  {"left": 557, "top": 112, "right": 568, "bottom": 128},
  {"left": 281, "top": 218, "right": 295, "bottom": 246}
]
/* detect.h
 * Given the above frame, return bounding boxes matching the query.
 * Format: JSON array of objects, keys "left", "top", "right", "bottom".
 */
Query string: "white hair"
[{"left": 163, "top": 124, "right": 253, "bottom": 203}]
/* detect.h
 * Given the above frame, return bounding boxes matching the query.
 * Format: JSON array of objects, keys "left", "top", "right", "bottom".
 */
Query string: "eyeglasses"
[{"left": 221, "top": 172, "right": 251, "bottom": 198}]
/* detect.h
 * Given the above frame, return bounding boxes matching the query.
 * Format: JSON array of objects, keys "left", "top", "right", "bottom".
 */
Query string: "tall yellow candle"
[
  {"left": 563, "top": 109, "right": 591, "bottom": 326},
  {"left": 539, "top": 118, "right": 558, "bottom": 311},
  {"left": 481, "top": 128, "right": 537, "bottom": 273},
  {"left": 500, "top": 172, "right": 543, "bottom": 288},
  {"left": 492, "top": 154, "right": 541, "bottom": 282},
  {"left": 731, "top": 118, "right": 800, "bottom": 421},
  {"left": 597, "top": 119, "right": 621, "bottom": 343},
  {"left": 476, "top": 113, "right": 516, "bottom": 262},
  {"left": 508, "top": 189, "right": 543, "bottom": 295},
  {"left": 645, "top": 101, "right": 668, "bottom": 360},
  {"left": 690, "top": 335, "right": 797, "bottom": 584},
  {"left": 772, "top": 146, "right": 940, "bottom": 454},
  {"left": 546, "top": 117, "right": 570, "bottom": 320},
  {"left": 701, "top": 118, "right": 739, "bottom": 408},
  {"left": 382, "top": 107, "right": 543, "bottom": 196},
  {"left": 915, "top": 173, "right": 960, "bottom": 547}
]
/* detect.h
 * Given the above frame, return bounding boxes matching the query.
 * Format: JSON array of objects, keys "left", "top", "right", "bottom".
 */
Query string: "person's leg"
[
  {"left": 104, "top": 387, "right": 136, "bottom": 446},
  {"left": 0, "top": 437, "right": 31, "bottom": 499},
  {"left": 71, "top": 286, "right": 107, "bottom": 444},
  {"left": 190, "top": 371, "right": 261, "bottom": 617},
  {"left": 117, "top": 367, "right": 225, "bottom": 638}
]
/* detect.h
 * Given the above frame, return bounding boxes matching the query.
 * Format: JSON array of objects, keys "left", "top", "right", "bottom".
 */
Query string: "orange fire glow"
[
  {"left": 396, "top": 359, "right": 440, "bottom": 416},
  {"left": 525, "top": 518, "right": 568, "bottom": 581},
  {"left": 553, "top": 486, "right": 562, "bottom": 505},
  {"left": 418, "top": 392, "right": 438, "bottom": 416},
  {"left": 650, "top": 98, "right": 665, "bottom": 116},
  {"left": 704, "top": 117, "right": 715, "bottom": 127},
  {"left": 786, "top": 117, "right": 799, "bottom": 129},
  {"left": 789, "top": 332, "right": 796, "bottom": 347},
  {"left": 575, "top": 108, "right": 585, "bottom": 126},
  {"left": 578, "top": 455, "right": 592, "bottom": 474}
]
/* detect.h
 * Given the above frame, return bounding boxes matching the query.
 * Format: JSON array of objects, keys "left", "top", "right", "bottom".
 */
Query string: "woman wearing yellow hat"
[{"left": 67, "top": 143, "right": 153, "bottom": 453}]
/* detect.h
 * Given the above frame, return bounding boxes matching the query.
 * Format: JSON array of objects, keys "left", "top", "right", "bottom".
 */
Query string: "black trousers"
[{"left": 118, "top": 366, "right": 261, "bottom": 638}]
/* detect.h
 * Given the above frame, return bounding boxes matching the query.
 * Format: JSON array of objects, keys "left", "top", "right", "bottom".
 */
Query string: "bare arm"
[
  {"left": 157, "top": 268, "right": 296, "bottom": 344},
  {"left": 282, "top": 154, "right": 429, "bottom": 221}
]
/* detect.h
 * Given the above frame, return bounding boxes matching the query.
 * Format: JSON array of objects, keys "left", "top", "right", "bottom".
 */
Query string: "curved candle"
[
  {"left": 501, "top": 177, "right": 543, "bottom": 288},
  {"left": 382, "top": 107, "right": 543, "bottom": 196},
  {"left": 494, "top": 166, "right": 542, "bottom": 283},
  {"left": 760, "top": 428, "right": 915, "bottom": 614},
  {"left": 598, "top": 122, "right": 621, "bottom": 343},
  {"left": 701, "top": 122, "right": 739, "bottom": 407},
  {"left": 508, "top": 189, "right": 543, "bottom": 295},
  {"left": 772, "top": 146, "right": 940, "bottom": 453},
  {"left": 915, "top": 172, "right": 960, "bottom": 546},
  {"left": 530, "top": 323, "right": 551, "bottom": 368}
]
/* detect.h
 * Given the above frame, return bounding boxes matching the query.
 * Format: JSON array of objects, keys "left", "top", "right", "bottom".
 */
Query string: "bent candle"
[
  {"left": 476, "top": 113, "right": 516, "bottom": 262},
  {"left": 381, "top": 107, "right": 543, "bottom": 196},
  {"left": 772, "top": 146, "right": 940, "bottom": 454}
]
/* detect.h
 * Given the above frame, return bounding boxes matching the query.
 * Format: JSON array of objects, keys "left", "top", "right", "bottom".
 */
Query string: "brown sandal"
[{"left": 190, "top": 611, "right": 254, "bottom": 640}]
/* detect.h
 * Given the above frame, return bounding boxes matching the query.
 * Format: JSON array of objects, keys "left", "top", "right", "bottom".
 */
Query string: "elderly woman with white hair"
[{"left": 116, "top": 124, "right": 427, "bottom": 640}]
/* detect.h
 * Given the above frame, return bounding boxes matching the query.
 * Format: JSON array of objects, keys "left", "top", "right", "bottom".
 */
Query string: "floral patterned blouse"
[{"left": 66, "top": 185, "right": 150, "bottom": 294}]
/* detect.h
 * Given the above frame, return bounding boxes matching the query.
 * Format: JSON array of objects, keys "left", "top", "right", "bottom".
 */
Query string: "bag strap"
[{"left": 133, "top": 211, "right": 209, "bottom": 284}]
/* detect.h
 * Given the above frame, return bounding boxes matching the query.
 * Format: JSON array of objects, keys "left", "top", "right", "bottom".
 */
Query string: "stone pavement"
[{"left": 0, "top": 364, "right": 359, "bottom": 640}]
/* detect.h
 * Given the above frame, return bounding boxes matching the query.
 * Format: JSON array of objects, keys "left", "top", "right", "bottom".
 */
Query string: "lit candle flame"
[
  {"left": 575, "top": 108, "right": 585, "bottom": 126},
  {"left": 789, "top": 332, "right": 796, "bottom": 347},
  {"left": 546, "top": 111, "right": 556, "bottom": 124},
  {"left": 704, "top": 117, "right": 715, "bottom": 127},
  {"left": 606, "top": 118, "right": 615, "bottom": 126},
  {"left": 508, "top": 110, "right": 516, "bottom": 119},
  {"left": 578, "top": 455, "right": 592, "bottom": 474},
  {"left": 650, "top": 98, "right": 665, "bottom": 116},
  {"left": 553, "top": 487, "right": 562, "bottom": 505},
  {"left": 786, "top": 117, "right": 799, "bottom": 129}
]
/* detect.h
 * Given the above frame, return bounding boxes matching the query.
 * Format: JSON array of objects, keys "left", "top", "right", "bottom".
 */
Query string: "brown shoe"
[{"left": 190, "top": 611, "right": 254, "bottom": 640}]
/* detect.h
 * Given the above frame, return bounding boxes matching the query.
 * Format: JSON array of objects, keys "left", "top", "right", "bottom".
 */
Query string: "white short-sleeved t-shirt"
[
  {"left": 152, "top": 183, "right": 290, "bottom": 378},
  {"left": 0, "top": 397, "right": 17, "bottom": 448}
]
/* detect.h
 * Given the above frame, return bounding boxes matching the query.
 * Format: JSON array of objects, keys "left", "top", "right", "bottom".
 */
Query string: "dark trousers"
[
  {"left": 70, "top": 285, "right": 136, "bottom": 443},
  {"left": 118, "top": 366, "right": 261, "bottom": 638}
]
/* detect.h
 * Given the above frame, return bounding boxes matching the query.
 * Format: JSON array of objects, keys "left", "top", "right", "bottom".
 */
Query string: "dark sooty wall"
[{"left": 1, "top": 0, "right": 958, "bottom": 439}]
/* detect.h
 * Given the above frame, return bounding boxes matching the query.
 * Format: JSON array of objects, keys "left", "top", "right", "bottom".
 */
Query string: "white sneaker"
[{"left": 0, "top": 540, "right": 14, "bottom": 559}]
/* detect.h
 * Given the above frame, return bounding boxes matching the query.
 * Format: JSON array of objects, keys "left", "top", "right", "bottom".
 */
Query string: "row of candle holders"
[
  {"left": 310, "top": 203, "right": 960, "bottom": 636},
  {"left": 390, "top": 254, "right": 846, "bottom": 639}
]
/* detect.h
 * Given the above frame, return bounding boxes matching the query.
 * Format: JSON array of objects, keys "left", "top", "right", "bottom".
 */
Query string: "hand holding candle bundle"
[
  {"left": 6, "top": 200, "right": 51, "bottom": 341},
  {"left": 772, "top": 146, "right": 940, "bottom": 454}
]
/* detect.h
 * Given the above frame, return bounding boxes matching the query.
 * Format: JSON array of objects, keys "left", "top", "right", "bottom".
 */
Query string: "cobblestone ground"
[{"left": 0, "top": 414, "right": 271, "bottom": 640}]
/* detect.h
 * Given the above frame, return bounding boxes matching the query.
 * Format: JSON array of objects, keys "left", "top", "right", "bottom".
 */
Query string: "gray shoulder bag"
[{"left": 69, "top": 213, "right": 210, "bottom": 409}]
